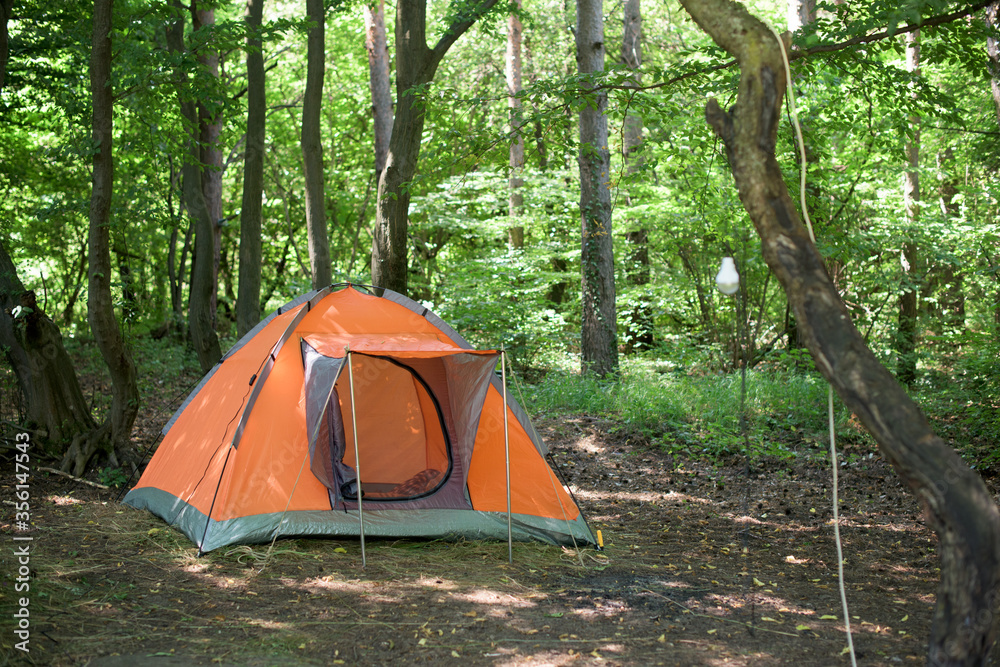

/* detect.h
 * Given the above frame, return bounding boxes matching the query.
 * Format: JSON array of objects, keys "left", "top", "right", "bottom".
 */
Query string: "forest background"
[
  {"left": 5, "top": 0, "right": 1000, "bottom": 663},
  {"left": 2, "top": 0, "right": 1000, "bottom": 494}
]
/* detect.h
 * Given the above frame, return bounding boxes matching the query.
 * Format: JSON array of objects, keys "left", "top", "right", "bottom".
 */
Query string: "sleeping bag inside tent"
[{"left": 123, "top": 284, "right": 595, "bottom": 553}]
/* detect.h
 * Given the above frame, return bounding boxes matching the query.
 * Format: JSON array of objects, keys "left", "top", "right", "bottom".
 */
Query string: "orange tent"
[{"left": 124, "top": 284, "right": 595, "bottom": 553}]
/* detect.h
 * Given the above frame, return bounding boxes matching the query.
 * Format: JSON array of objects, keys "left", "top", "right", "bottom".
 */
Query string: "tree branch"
[
  {"left": 678, "top": 0, "right": 1000, "bottom": 663},
  {"left": 592, "top": 0, "right": 992, "bottom": 95}
]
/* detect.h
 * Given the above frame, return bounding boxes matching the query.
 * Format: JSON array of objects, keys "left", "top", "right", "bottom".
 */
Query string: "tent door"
[{"left": 330, "top": 354, "right": 452, "bottom": 503}]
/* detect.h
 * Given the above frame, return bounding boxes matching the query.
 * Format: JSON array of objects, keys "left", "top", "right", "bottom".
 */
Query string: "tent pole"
[
  {"left": 502, "top": 349, "right": 512, "bottom": 564},
  {"left": 346, "top": 347, "right": 366, "bottom": 568}
]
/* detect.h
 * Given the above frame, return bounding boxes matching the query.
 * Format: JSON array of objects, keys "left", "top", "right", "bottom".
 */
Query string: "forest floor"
[{"left": 3, "top": 356, "right": 994, "bottom": 666}]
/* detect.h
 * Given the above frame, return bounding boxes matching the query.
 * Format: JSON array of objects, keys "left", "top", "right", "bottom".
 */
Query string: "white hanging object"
[{"left": 715, "top": 257, "right": 740, "bottom": 295}]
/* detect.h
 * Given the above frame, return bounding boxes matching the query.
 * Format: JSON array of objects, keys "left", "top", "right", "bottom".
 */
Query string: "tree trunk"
[
  {"left": 679, "top": 1, "right": 1000, "bottom": 663},
  {"left": 985, "top": 3, "right": 1000, "bottom": 325},
  {"left": 624, "top": 230, "right": 653, "bottom": 352},
  {"left": 933, "top": 148, "right": 964, "bottom": 330},
  {"left": 302, "top": 0, "right": 332, "bottom": 290},
  {"left": 622, "top": 0, "right": 642, "bottom": 165},
  {"left": 507, "top": 0, "right": 525, "bottom": 249},
  {"left": 365, "top": 0, "right": 392, "bottom": 179},
  {"left": 60, "top": 238, "right": 88, "bottom": 327},
  {"left": 621, "top": 0, "right": 652, "bottom": 353},
  {"left": 0, "top": 0, "right": 12, "bottom": 92},
  {"left": 546, "top": 256, "right": 568, "bottom": 305},
  {"left": 192, "top": 2, "right": 223, "bottom": 329},
  {"left": 371, "top": 0, "right": 500, "bottom": 294},
  {"left": 236, "top": 0, "right": 265, "bottom": 338},
  {"left": 114, "top": 245, "right": 137, "bottom": 324},
  {"left": 896, "top": 29, "right": 920, "bottom": 386},
  {"left": 787, "top": 0, "right": 815, "bottom": 33},
  {"left": 576, "top": 0, "right": 617, "bottom": 376},
  {"left": 0, "top": 242, "right": 97, "bottom": 450},
  {"left": 168, "top": 3, "right": 222, "bottom": 373},
  {"left": 987, "top": 2, "right": 1000, "bottom": 126},
  {"left": 77, "top": 0, "right": 140, "bottom": 476}
]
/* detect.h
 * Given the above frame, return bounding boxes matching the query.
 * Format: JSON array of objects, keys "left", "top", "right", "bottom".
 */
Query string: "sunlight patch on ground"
[
  {"left": 704, "top": 591, "right": 818, "bottom": 619},
  {"left": 201, "top": 575, "right": 251, "bottom": 591},
  {"left": 48, "top": 495, "right": 85, "bottom": 506},
  {"left": 723, "top": 514, "right": 821, "bottom": 535},
  {"left": 294, "top": 576, "right": 399, "bottom": 604},
  {"left": 495, "top": 649, "right": 578, "bottom": 666},
  {"left": 450, "top": 588, "right": 536, "bottom": 610},
  {"left": 840, "top": 516, "right": 923, "bottom": 533},
  {"left": 571, "top": 605, "right": 632, "bottom": 620},
  {"left": 182, "top": 562, "right": 210, "bottom": 574},
  {"left": 573, "top": 488, "right": 712, "bottom": 505},
  {"left": 414, "top": 576, "right": 457, "bottom": 590},
  {"left": 571, "top": 433, "right": 605, "bottom": 454},
  {"left": 704, "top": 651, "right": 760, "bottom": 666},
  {"left": 245, "top": 618, "right": 291, "bottom": 630}
]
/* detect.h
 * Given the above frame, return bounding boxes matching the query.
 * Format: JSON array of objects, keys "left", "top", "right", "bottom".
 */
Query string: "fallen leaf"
[{"left": 820, "top": 615, "right": 838, "bottom": 620}]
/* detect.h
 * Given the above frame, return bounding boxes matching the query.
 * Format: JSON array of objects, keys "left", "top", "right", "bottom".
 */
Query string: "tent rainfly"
[{"left": 124, "top": 284, "right": 596, "bottom": 553}]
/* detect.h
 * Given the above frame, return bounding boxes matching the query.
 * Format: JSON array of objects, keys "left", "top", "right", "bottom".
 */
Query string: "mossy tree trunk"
[
  {"left": 576, "top": 0, "right": 617, "bottom": 377},
  {"left": 678, "top": 0, "right": 1000, "bottom": 663}
]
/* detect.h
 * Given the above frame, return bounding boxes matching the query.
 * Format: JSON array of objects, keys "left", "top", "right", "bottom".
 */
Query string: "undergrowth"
[{"left": 519, "top": 359, "right": 872, "bottom": 460}]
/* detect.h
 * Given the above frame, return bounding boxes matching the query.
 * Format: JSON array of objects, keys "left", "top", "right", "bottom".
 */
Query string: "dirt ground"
[{"left": 1, "top": 397, "right": 984, "bottom": 666}]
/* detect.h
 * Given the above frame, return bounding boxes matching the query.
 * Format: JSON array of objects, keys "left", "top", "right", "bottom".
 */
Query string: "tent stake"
[
  {"left": 502, "top": 349, "right": 512, "bottom": 564},
  {"left": 346, "top": 348, "right": 366, "bottom": 568}
]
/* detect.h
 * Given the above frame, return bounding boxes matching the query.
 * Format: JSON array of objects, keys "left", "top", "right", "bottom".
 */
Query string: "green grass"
[{"left": 519, "top": 359, "right": 866, "bottom": 459}]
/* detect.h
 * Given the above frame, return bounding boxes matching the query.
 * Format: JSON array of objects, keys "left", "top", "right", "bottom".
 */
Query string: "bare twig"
[{"left": 38, "top": 466, "right": 110, "bottom": 490}]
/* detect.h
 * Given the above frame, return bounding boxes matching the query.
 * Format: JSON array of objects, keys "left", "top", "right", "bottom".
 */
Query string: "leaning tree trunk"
[
  {"left": 576, "top": 0, "right": 617, "bottom": 376},
  {"left": 677, "top": 0, "right": 1000, "bottom": 664},
  {"left": 74, "top": 0, "right": 140, "bottom": 476},
  {"left": 0, "top": 242, "right": 97, "bottom": 451},
  {"left": 236, "top": 0, "right": 265, "bottom": 338}
]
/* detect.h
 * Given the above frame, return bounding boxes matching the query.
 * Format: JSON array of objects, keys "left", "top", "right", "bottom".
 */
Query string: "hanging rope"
[{"left": 767, "top": 23, "right": 856, "bottom": 666}]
